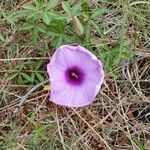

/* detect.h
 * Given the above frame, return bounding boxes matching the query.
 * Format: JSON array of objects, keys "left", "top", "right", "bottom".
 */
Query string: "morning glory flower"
[{"left": 47, "top": 45, "right": 104, "bottom": 107}]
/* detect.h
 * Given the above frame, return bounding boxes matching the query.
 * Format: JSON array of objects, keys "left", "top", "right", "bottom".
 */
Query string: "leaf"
[
  {"left": 42, "top": 12, "right": 58, "bottom": 24},
  {"left": 34, "top": 79, "right": 40, "bottom": 84},
  {"left": 5, "top": 12, "right": 19, "bottom": 25},
  {"left": 84, "top": 21, "right": 91, "bottom": 44},
  {"left": 35, "top": 0, "right": 42, "bottom": 9},
  {"left": 31, "top": 73, "right": 35, "bottom": 83},
  {"left": 54, "top": 13, "right": 68, "bottom": 20},
  {"left": 27, "top": 113, "right": 36, "bottom": 126},
  {"left": 134, "top": 139, "right": 147, "bottom": 150},
  {"left": 62, "top": 1, "right": 71, "bottom": 14},
  {"left": 0, "top": 32, "right": 5, "bottom": 42},
  {"left": 72, "top": 2, "right": 82, "bottom": 14},
  {"left": 63, "top": 34, "right": 71, "bottom": 43},
  {"left": 21, "top": 23, "right": 35, "bottom": 30},
  {"left": 51, "top": 36, "right": 62, "bottom": 48},
  {"left": 52, "top": 20, "right": 64, "bottom": 33},
  {"left": 20, "top": 73, "right": 33, "bottom": 82},
  {"left": 7, "top": 73, "right": 18, "bottom": 81},
  {"left": 42, "top": 12, "right": 52, "bottom": 25},
  {"left": 47, "top": 12, "right": 58, "bottom": 18},
  {"left": 56, "top": 36, "right": 63, "bottom": 48},
  {"left": 23, "top": 3, "right": 37, "bottom": 11},
  {"left": 0, "top": 8, "right": 6, "bottom": 19},
  {"left": 91, "top": 21, "right": 105, "bottom": 38},
  {"left": 35, "top": 73, "right": 44, "bottom": 82},
  {"left": 48, "top": 20, "right": 65, "bottom": 35},
  {"left": 31, "top": 27, "right": 38, "bottom": 44},
  {"left": 18, "top": 74, "right": 24, "bottom": 84},
  {"left": 35, "top": 61, "right": 43, "bottom": 70},
  {"left": 33, "top": 125, "right": 48, "bottom": 144},
  {"left": 47, "top": 0, "right": 58, "bottom": 10},
  {"left": 91, "top": 8, "right": 107, "bottom": 18},
  {"left": 37, "top": 23, "right": 47, "bottom": 34},
  {"left": 82, "top": 1, "right": 90, "bottom": 12},
  {"left": 122, "top": 48, "right": 134, "bottom": 59},
  {"left": 26, "top": 11, "right": 39, "bottom": 19},
  {"left": 47, "top": 31, "right": 60, "bottom": 36}
]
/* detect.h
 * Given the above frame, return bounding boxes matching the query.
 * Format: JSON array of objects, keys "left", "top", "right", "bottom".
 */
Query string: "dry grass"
[{"left": 0, "top": 0, "right": 150, "bottom": 150}]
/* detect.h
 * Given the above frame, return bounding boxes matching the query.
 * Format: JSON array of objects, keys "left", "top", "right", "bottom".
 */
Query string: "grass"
[{"left": 0, "top": 0, "right": 150, "bottom": 149}]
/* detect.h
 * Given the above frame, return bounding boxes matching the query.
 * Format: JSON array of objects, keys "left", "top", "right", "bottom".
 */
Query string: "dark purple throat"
[{"left": 65, "top": 66, "right": 85, "bottom": 85}]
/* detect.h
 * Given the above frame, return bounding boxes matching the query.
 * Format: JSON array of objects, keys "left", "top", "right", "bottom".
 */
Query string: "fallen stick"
[{"left": 13, "top": 80, "right": 49, "bottom": 113}]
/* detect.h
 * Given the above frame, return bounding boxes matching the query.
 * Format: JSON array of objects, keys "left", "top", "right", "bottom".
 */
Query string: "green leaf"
[
  {"left": 91, "top": 21, "right": 105, "bottom": 38},
  {"left": 47, "top": 31, "right": 60, "bottom": 36},
  {"left": 82, "top": 1, "right": 90, "bottom": 12},
  {"left": 27, "top": 113, "right": 36, "bottom": 126},
  {"left": 91, "top": 8, "right": 107, "bottom": 18},
  {"left": 54, "top": 13, "right": 68, "bottom": 20},
  {"left": 119, "top": 14, "right": 127, "bottom": 50},
  {"left": 42, "top": 12, "right": 52, "bottom": 25},
  {"left": 21, "top": 23, "right": 35, "bottom": 30},
  {"left": 20, "top": 73, "right": 33, "bottom": 82},
  {"left": 36, "top": 125, "right": 48, "bottom": 140},
  {"left": 72, "top": 2, "right": 82, "bottom": 14},
  {"left": 1, "top": 11, "right": 6, "bottom": 19},
  {"left": 31, "top": 73, "right": 35, "bottom": 83},
  {"left": 26, "top": 11, "right": 39, "bottom": 19},
  {"left": 52, "top": 20, "right": 64, "bottom": 33},
  {"left": 23, "top": 3, "right": 37, "bottom": 11},
  {"left": 31, "top": 27, "right": 38, "bottom": 44},
  {"left": 35, "top": 0, "right": 42, "bottom": 9},
  {"left": 35, "top": 61, "right": 43, "bottom": 70},
  {"left": 0, "top": 32, "right": 5, "bottom": 42},
  {"left": 51, "top": 36, "right": 61, "bottom": 48},
  {"left": 5, "top": 12, "right": 18, "bottom": 25},
  {"left": 56, "top": 36, "right": 63, "bottom": 48},
  {"left": 63, "top": 34, "right": 71, "bottom": 43},
  {"left": 37, "top": 24, "right": 47, "bottom": 34},
  {"left": 134, "top": 139, "right": 147, "bottom": 150},
  {"left": 18, "top": 74, "right": 24, "bottom": 84},
  {"left": 47, "top": 0, "right": 58, "bottom": 10},
  {"left": 48, "top": 20, "right": 65, "bottom": 35},
  {"left": 42, "top": 12, "right": 58, "bottom": 24},
  {"left": 7, "top": 73, "right": 18, "bottom": 81},
  {"left": 62, "top": 1, "right": 71, "bottom": 14},
  {"left": 84, "top": 21, "right": 90, "bottom": 44},
  {"left": 47, "top": 12, "right": 58, "bottom": 18},
  {"left": 35, "top": 73, "right": 44, "bottom": 82}
]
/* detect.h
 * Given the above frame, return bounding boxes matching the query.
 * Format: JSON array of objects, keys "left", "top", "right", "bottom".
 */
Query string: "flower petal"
[
  {"left": 60, "top": 45, "right": 82, "bottom": 66},
  {"left": 86, "top": 67, "right": 104, "bottom": 85},
  {"left": 50, "top": 85, "right": 92, "bottom": 107},
  {"left": 50, "top": 85, "right": 74, "bottom": 107},
  {"left": 47, "top": 65, "right": 65, "bottom": 82},
  {"left": 50, "top": 47, "right": 68, "bottom": 68},
  {"left": 82, "top": 80, "right": 100, "bottom": 103},
  {"left": 63, "top": 45, "right": 103, "bottom": 71}
]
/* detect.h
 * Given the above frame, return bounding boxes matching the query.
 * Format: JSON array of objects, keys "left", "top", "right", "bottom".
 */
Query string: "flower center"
[
  {"left": 65, "top": 66, "right": 85, "bottom": 85},
  {"left": 71, "top": 72, "right": 78, "bottom": 79}
]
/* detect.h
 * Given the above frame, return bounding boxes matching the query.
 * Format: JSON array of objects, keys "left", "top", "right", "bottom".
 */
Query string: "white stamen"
[{"left": 71, "top": 72, "right": 78, "bottom": 78}]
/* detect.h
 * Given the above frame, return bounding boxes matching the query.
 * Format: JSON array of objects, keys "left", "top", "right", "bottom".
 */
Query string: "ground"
[{"left": 0, "top": 0, "right": 150, "bottom": 150}]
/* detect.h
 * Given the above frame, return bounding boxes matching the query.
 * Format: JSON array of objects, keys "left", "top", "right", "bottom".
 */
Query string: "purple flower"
[{"left": 47, "top": 45, "right": 104, "bottom": 107}]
